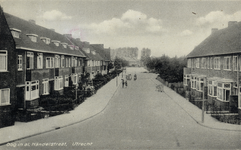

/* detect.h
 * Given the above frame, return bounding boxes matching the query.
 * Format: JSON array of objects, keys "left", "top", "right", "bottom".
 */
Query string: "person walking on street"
[
  {"left": 125, "top": 80, "right": 128, "bottom": 88},
  {"left": 121, "top": 79, "right": 125, "bottom": 88}
]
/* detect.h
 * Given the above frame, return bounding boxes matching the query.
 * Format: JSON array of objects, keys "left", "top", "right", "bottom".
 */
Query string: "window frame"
[
  {"left": 0, "top": 50, "right": 8, "bottom": 72},
  {"left": 214, "top": 57, "right": 220, "bottom": 70},
  {"left": 37, "top": 53, "right": 43, "bottom": 69},
  {"left": 233, "top": 56, "right": 238, "bottom": 71},
  {"left": 42, "top": 79, "right": 49, "bottom": 95},
  {"left": 46, "top": 57, "right": 54, "bottom": 68},
  {"left": 18, "top": 55, "right": 23, "bottom": 71},
  {"left": 26, "top": 52, "right": 34, "bottom": 70},
  {"left": 223, "top": 56, "right": 231, "bottom": 71},
  {"left": 54, "top": 76, "right": 63, "bottom": 91},
  {"left": 25, "top": 80, "right": 39, "bottom": 101},
  {"left": 0, "top": 88, "right": 10, "bottom": 106}
]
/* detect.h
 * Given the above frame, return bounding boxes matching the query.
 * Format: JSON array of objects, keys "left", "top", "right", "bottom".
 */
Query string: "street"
[{"left": 3, "top": 67, "right": 241, "bottom": 149}]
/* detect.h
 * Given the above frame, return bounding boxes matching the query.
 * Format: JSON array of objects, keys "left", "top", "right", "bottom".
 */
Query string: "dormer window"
[
  {"left": 26, "top": 34, "right": 38, "bottom": 42},
  {"left": 75, "top": 46, "right": 79, "bottom": 50},
  {"left": 52, "top": 40, "right": 60, "bottom": 46},
  {"left": 40, "top": 37, "right": 51, "bottom": 45},
  {"left": 83, "top": 48, "right": 90, "bottom": 53},
  {"left": 10, "top": 28, "right": 21, "bottom": 38},
  {"left": 69, "top": 45, "right": 74, "bottom": 50},
  {"left": 91, "top": 50, "right": 96, "bottom": 55},
  {"left": 61, "top": 43, "right": 68, "bottom": 48}
]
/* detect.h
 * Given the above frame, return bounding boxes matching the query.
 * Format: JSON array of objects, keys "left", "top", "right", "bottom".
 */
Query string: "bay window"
[
  {"left": 25, "top": 80, "right": 39, "bottom": 100},
  {"left": 65, "top": 75, "right": 69, "bottom": 87},
  {"left": 217, "top": 82, "right": 231, "bottom": 101},
  {"left": 54, "top": 76, "right": 63, "bottom": 90},
  {"left": 42, "top": 79, "right": 49, "bottom": 95}
]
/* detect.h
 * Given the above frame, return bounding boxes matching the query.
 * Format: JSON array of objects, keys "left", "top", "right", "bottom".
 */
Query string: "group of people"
[{"left": 121, "top": 73, "right": 137, "bottom": 88}]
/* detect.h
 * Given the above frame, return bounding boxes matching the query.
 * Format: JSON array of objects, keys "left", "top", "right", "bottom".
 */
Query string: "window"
[
  {"left": 52, "top": 40, "right": 60, "bottom": 47},
  {"left": 201, "top": 58, "right": 206, "bottom": 69},
  {"left": 0, "top": 51, "right": 7, "bottom": 71},
  {"left": 42, "top": 79, "right": 49, "bottom": 95},
  {"left": 191, "top": 76, "right": 196, "bottom": 89},
  {"left": 18, "top": 55, "right": 23, "bottom": 70},
  {"left": 209, "top": 57, "right": 213, "bottom": 69},
  {"left": 62, "top": 43, "right": 67, "bottom": 48},
  {"left": 27, "top": 34, "right": 38, "bottom": 42},
  {"left": 72, "top": 74, "right": 78, "bottom": 85},
  {"left": 46, "top": 57, "right": 54, "bottom": 68},
  {"left": 214, "top": 57, "right": 220, "bottom": 70},
  {"left": 10, "top": 28, "right": 21, "bottom": 38},
  {"left": 207, "top": 57, "right": 210, "bottom": 69},
  {"left": 25, "top": 80, "right": 39, "bottom": 100},
  {"left": 196, "top": 78, "right": 204, "bottom": 91},
  {"left": 65, "top": 75, "right": 69, "bottom": 87},
  {"left": 40, "top": 37, "right": 50, "bottom": 44},
  {"left": 46, "top": 38, "right": 51, "bottom": 44},
  {"left": 233, "top": 56, "right": 238, "bottom": 71},
  {"left": 217, "top": 83, "right": 231, "bottom": 101},
  {"left": 61, "top": 55, "right": 65, "bottom": 68},
  {"left": 55, "top": 55, "right": 60, "bottom": 68},
  {"left": 27, "top": 52, "right": 34, "bottom": 69},
  {"left": 0, "top": 88, "right": 10, "bottom": 106},
  {"left": 11, "top": 31, "right": 20, "bottom": 38},
  {"left": 69, "top": 45, "right": 74, "bottom": 50},
  {"left": 196, "top": 58, "right": 199, "bottom": 68},
  {"left": 66, "top": 57, "right": 69, "bottom": 67},
  {"left": 223, "top": 57, "right": 231, "bottom": 70},
  {"left": 37, "top": 53, "right": 43, "bottom": 69},
  {"left": 54, "top": 76, "right": 63, "bottom": 90},
  {"left": 208, "top": 81, "right": 218, "bottom": 97}
]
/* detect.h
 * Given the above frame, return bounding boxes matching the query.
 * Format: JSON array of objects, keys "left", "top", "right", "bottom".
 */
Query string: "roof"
[
  {"left": 91, "top": 44, "right": 111, "bottom": 61},
  {"left": 4, "top": 13, "right": 86, "bottom": 57},
  {"left": 187, "top": 22, "right": 241, "bottom": 58},
  {"left": 65, "top": 36, "right": 105, "bottom": 61}
]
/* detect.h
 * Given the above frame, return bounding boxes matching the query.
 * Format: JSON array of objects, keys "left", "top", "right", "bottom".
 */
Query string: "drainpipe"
[{"left": 238, "top": 55, "right": 240, "bottom": 114}]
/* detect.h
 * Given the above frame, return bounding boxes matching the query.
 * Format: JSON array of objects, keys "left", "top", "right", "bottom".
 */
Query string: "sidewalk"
[
  {"left": 0, "top": 77, "right": 122, "bottom": 145},
  {"left": 153, "top": 76, "right": 241, "bottom": 131}
]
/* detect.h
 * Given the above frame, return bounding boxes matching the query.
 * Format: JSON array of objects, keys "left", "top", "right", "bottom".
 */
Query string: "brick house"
[
  {"left": 5, "top": 12, "right": 86, "bottom": 111},
  {"left": 184, "top": 21, "right": 241, "bottom": 117},
  {"left": 0, "top": 6, "right": 17, "bottom": 128}
]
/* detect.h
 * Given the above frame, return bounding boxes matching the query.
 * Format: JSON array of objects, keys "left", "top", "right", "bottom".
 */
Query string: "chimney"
[
  {"left": 63, "top": 34, "right": 72, "bottom": 38},
  {"left": 29, "top": 19, "right": 35, "bottom": 24},
  {"left": 50, "top": 29, "right": 55, "bottom": 32},
  {"left": 211, "top": 28, "right": 218, "bottom": 34},
  {"left": 228, "top": 21, "right": 237, "bottom": 27},
  {"left": 83, "top": 41, "right": 89, "bottom": 45}
]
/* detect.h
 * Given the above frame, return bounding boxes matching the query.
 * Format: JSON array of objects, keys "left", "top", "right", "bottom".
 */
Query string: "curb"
[
  {"left": 153, "top": 77, "right": 241, "bottom": 132},
  {"left": 0, "top": 78, "right": 121, "bottom": 146}
]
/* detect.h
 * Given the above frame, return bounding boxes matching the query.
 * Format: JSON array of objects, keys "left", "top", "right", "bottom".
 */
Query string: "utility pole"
[{"left": 202, "top": 85, "right": 205, "bottom": 123}]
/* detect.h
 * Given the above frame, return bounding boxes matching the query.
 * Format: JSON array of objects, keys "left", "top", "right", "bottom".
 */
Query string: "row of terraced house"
[
  {"left": 184, "top": 21, "right": 241, "bottom": 118},
  {"left": 0, "top": 7, "right": 112, "bottom": 128}
]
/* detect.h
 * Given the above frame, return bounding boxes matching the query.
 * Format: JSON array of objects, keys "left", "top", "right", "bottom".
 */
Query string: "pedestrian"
[
  {"left": 121, "top": 79, "right": 125, "bottom": 88},
  {"left": 134, "top": 74, "right": 137, "bottom": 81},
  {"left": 125, "top": 80, "right": 128, "bottom": 87}
]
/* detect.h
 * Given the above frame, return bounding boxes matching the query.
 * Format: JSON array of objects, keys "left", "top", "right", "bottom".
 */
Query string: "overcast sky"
[{"left": 1, "top": 0, "right": 241, "bottom": 57}]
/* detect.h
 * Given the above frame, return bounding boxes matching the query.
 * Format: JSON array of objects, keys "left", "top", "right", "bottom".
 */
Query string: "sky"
[{"left": 1, "top": 0, "right": 241, "bottom": 57}]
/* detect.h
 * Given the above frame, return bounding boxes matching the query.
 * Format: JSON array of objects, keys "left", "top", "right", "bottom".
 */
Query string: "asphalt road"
[{"left": 3, "top": 67, "right": 241, "bottom": 150}]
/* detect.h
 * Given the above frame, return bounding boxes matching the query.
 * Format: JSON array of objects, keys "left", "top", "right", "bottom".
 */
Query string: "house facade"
[
  {"left": 0, "top": 6, "right": 17, "bottom": 128},
  {"left": 184, "top": 21, "right": 241, "bottom": 117}
]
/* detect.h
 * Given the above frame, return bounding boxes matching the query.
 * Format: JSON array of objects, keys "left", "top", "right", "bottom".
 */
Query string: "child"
[{"left": 125, "top": 80, "right": 128, "bottom": 87}]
